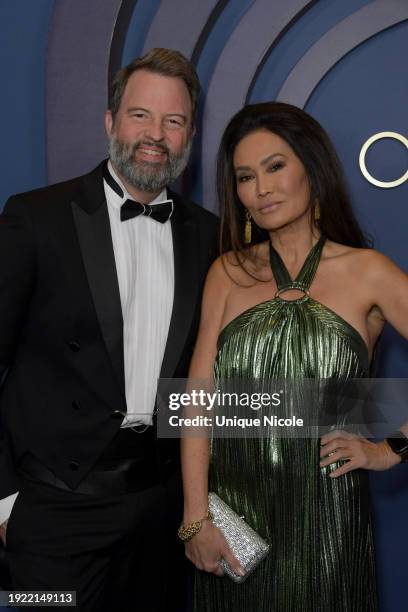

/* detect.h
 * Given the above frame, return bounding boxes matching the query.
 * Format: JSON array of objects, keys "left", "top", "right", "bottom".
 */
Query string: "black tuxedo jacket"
[{"left": 0, "top": 161, "right": 218, "bottom": 499}]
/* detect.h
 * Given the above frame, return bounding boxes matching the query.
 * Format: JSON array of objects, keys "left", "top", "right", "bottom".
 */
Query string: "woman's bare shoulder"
[
  {"left": 207, "top": 243, "right": 269, "bottom": 288},
  {"left": 322, "top": 242, "right": 407, "bottom": 291},
  {"left": 203, "top": 255, "right": 235, "bottom": 302},
  {"left": 325, "top": 241, "right": 395, "bottom": 266}
]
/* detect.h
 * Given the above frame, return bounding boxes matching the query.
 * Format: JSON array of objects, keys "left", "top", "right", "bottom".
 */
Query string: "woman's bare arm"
[
  {"left": 181, "top": 258, "right": 230, "bottom": 522},
  {"left": 321, "top": 251, "right": 408, "bottom": 475},
  {"left": 180, "top": 258, "right": 245, "bottom": 576}
]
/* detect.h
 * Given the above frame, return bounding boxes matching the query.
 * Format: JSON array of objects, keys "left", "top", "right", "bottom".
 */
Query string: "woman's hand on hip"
[{"left": 320, "top": 429, "right": 401, "bottom": 477}]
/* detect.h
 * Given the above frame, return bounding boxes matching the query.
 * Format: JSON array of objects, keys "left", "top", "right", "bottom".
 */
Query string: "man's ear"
[{"left": 105, "top": 110, "right": 114, "bottom": 138}]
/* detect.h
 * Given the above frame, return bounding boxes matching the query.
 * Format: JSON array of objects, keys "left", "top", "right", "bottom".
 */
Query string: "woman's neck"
[{"left": 269, "top": 218, "right": 321, "bottom": 267}]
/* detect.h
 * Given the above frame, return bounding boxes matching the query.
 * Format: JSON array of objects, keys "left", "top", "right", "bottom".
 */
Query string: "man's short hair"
[{"left": 109, "top": 48, "right": 200, "bottom": 123}]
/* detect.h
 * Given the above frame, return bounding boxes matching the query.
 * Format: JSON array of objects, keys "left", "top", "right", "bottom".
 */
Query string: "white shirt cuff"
[{"left": 0, "top": 492, "right": 19, "bottom": 525}]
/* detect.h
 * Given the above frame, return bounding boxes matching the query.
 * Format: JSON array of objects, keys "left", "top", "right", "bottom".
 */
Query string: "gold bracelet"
[{"left": 177, "top": 510, "right": 214, "bottom": 542}]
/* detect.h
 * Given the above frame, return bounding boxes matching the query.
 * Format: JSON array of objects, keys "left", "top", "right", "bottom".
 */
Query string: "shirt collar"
[{"left": 104, "top": 160, "right": 168, "bottom": 211}]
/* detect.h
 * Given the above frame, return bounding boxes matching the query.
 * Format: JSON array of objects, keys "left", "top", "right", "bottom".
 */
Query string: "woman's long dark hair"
[{"left": 217, "top": 102, "right": 370, "bottom": 260}]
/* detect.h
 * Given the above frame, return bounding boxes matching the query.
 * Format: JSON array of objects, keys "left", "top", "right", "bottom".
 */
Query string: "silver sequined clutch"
[{"left": 208, "top": 492, "right": 270, "bottom": 583}]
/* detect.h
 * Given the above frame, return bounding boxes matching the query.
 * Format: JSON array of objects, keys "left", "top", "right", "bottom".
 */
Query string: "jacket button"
[
  {"left": 72, "top": 401, "right": 81, "bottom": 410},
  {"left": 68, "top": 341, "right": 81, "bottom": 352},
  {"left": 111, "top": 410, "right": 124, "bottom": 419},
  {"left": 69, "top": 460, "right": 80, "bottom": 470}
]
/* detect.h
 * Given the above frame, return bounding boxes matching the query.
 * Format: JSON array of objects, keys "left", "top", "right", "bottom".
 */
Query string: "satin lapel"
[
  {"left": 71, "top": 162, "right": 125, "bottom": 397},
  {"left": 160, "top": 191, "right": 199, "bottom": 379}
]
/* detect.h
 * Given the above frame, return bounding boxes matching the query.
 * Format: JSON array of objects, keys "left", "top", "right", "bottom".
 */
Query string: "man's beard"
[{"left": 108, "top": 135, "right": 192, "bottom": 193}]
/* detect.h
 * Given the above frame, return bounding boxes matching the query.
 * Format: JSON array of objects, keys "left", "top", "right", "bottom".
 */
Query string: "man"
[{"left": 0, "top": 48, "right": 218, "bottom": 610}]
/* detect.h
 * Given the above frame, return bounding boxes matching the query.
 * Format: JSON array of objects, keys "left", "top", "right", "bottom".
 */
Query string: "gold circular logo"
[{"left": 359, "top": 131, "right": 408, "bottom": 189}]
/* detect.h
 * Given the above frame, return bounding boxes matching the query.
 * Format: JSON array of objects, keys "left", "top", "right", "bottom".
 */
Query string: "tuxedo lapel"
[
  {"left": 71, "top": 162, "right": 125, "bottom": 398},
  {"left": 160, "top": 191, "right": 200, "bottom": 379}
]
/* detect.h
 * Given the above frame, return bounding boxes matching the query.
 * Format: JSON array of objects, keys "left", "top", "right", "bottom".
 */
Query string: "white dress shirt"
[{"left": 104, "top": 161, "right": 174, "bottom": 426}]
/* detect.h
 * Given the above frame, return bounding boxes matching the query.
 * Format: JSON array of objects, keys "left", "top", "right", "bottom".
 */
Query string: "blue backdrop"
[{"left": 0, "top": 1, "right": 407, "bottom": 609}]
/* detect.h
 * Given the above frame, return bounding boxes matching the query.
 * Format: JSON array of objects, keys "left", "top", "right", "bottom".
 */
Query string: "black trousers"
[{"left": 6, "top": 430, "right": 191, "bottom": 611}]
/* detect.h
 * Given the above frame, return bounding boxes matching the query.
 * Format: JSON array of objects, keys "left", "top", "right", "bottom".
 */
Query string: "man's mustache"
[{"left": 131, "top": 140, "right": 170, "bottom": 156}]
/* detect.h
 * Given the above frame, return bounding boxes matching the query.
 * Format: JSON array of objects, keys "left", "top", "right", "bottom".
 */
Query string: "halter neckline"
[{"left": 268, "top": 235, "right": 326, "bottom": 293}]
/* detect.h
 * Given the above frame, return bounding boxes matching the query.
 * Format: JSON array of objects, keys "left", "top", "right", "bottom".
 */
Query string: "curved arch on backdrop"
[
  {"left": 245, "top": 0, "right": 320, "bottom": 104},
  {"left": 118, "top": 0, "right": 162, "bottom": 67},
  {"left": 246, "top": 0, "right": 371, "bottom": 104},
  {"left": 108, "top": 0, "right": 138, "bottom": 86},
  {"left": 46, "top": 0, "right": 122, "bottom": 184},
  {"left": 200, "top": 0, "right": 312, "bottom": 213},
  {"left": 186, "top": 0, "right": 254, "bottom": 200},
  {"left": 190, "top": 0, "right": 230, "bottom": 67},
  {"left": 276, "top": 0, "right": 408, "bottom": 106},
  {"left": 142, "top": 0, "right": 220, "bottom": 59}
]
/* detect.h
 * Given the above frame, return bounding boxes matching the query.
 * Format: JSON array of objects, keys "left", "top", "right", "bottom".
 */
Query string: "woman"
[{"left": 180, "top": 102, "right": 408, "bottom": 611}]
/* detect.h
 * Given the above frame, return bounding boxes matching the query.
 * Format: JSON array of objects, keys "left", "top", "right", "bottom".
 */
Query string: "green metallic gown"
[{"left": 194, "top": 237, "right": 377, "bottom": 612}]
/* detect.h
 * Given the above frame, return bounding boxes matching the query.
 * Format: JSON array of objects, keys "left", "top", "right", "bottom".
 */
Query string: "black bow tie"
[
  {"left": 103, "top": 161, "right": 173, "bottom": 223},
  {"left": 120, "top": 199, "right": 173, "bottom": 223}
]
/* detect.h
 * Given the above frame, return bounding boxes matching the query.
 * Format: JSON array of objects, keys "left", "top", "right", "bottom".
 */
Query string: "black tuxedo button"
[
  {"left": 111, "top": 410, "right": 124, "bottom": 419},
  {"left": 69, "top": 460, "right": 80, "bottom": 470},
  {"left": 68, "top": 341, "right": 81, "bottom": 352},
  {"left": 72, "top": 401, "right": 81, "bottom": 410}
]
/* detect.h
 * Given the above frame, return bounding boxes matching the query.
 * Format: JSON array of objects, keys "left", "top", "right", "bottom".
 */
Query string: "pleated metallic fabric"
[{"left": 194, "top": 237, "right": 377, "bottom": 612}]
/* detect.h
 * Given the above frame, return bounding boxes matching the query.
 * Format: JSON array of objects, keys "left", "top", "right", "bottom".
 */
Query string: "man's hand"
[{"left": 0, "top": 520, "right": 7, "bottom": 546}]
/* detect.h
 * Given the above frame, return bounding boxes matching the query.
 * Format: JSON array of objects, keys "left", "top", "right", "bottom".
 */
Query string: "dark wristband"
[{"left": 385, "top": 431, "right": 408, "bottom": 463}]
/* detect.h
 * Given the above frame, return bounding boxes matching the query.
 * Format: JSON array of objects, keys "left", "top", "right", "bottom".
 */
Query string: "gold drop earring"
[
  {"left": 244, "top": 210, "right": 252, "bottom": 244},
  {"left": 314, "top": 198, "right": 321, "bottom": 222}
]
